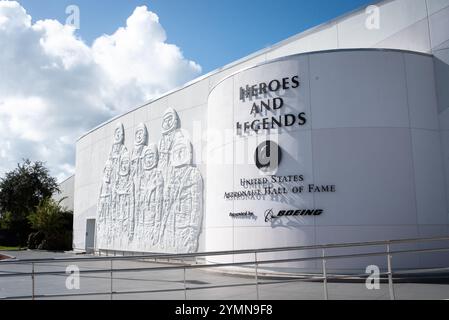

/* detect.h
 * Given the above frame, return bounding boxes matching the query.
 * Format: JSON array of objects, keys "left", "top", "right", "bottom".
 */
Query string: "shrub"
[
  {"left": 27, "top": 232, "right": 45, "bottom": 250},
  {"left": 28, "top": 198, "right": 73, "bottom": 251}
]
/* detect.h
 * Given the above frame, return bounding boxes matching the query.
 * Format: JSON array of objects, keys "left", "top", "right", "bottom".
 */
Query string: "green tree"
[
  {"left": 0, "top": 159, "right": 59, "bottom": 245},
  {"left": 28, "top": 198, "right": 73, "bottom": 251}
]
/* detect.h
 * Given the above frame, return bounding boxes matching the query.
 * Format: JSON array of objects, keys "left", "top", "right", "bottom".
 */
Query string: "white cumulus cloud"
[{"left": 0, "top": 1, "right": 202, "bottom": 182}]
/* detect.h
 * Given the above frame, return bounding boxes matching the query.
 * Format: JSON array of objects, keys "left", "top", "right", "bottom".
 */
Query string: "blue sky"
[
  {"left": 0, "top": 0, "right": 376, "bottom": 180},
  {"left": 17, "top": 0, "right": 375, "bottom": 73}
]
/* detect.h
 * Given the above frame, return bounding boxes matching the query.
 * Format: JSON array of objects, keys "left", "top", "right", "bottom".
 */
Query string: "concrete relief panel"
[{"left": 96, "top": 109, "right": 203, "bottom": 254}]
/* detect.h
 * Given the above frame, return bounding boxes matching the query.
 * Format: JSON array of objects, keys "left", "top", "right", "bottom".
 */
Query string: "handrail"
[
  {"left": 1, "top": 236, "right": 448, "bottom": 265},
  {"left": 1, "top": 236, "right": 448, "bottom": 301},
  {"left": 1, "top": 245, "right": 449, "bottom": 278}
]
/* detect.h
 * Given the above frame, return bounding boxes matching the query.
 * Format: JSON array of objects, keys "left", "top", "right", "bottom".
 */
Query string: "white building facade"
[{"left": 72, "top": 0, "right": 449, "bottom": 272}]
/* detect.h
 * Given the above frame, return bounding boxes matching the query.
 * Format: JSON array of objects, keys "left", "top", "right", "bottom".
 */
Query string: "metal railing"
[{"left": 1, "top": 236, "right": 449, "bottom": 300}]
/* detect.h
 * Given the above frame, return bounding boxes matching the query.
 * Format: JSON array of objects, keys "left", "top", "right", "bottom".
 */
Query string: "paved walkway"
[{"left": 1, "top": 250, "right": 448, "bottom": 300}]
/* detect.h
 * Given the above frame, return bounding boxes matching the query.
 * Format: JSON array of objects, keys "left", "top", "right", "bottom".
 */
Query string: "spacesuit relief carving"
[{"left": 96, "top": 108, "right": 203, "bottom": 253}]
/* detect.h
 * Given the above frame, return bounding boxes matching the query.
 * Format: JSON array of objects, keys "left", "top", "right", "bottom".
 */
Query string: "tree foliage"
[
  {"left": 0, "top": 159, "right": 60, "bottom": 245},
  {"left": 28, "top": 198, "right": 73, "bottom": 251}
]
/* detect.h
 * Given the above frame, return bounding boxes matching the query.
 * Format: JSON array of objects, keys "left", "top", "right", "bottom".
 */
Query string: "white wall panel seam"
[
  {"left": 425, "top": 0, "right": 434, "bottom": 51},
  {"left": 232, "top": 76, "right": 235, "bottom": 258},
  {"left": 370, "top": 17, "right": 432, "bottom": 53},
  {"left": 336, "top": 22, "right": 340, "bottom": 49},
  {"left": 433, "top": 47, "right": 449, "bottom": 53},
  {"left": 402, "top": 53, "right": 420, "bottom": 227},
  {"left": 228, "top": 224, "right": 449, "bottom": 228},
  {"left": 307, "top": 54, "right": 318, "bottom": 247},
  {"left": 439, "top": 129, "right": 449, "bottom": 225},
  {"left": 429, "top": 5, "right": 449, "bottom": 50}
]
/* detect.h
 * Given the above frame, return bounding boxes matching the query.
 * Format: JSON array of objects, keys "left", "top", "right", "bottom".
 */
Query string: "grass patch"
[{"left": 0, "top": 246, "right": 25, "bottom": 251}]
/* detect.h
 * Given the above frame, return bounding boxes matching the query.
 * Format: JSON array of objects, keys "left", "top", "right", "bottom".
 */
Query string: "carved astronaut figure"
[
  {"left": 115, "top": 152, "right": 134, "bottom": 248},
  {"left": 137, "top": 144, "right": 164, "bottom": 249},
  {"left": 97, "top": 161, "right": 113, "bottom": 249},
  {"left": 96, "top": 123, "right": 127, "bottom": 250},
  {"left": 130, "top": 123, "right": 148, "bottom": 245},
  {"left": 109, "top": 123, "right": 128, "bottom": 184},
  {"left": 158, "top": 108, "right": 184, "bottom": 169},
  {"left": 160, "top": 137, "right": 203, "bottom": 253},
  {"left": 131, "top": 123, "right": 148, "bottom": 180}
]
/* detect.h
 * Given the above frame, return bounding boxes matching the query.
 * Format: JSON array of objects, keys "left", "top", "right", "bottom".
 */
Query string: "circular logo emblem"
[{"left": 255, "top": 140, "right": 282, "bottom": 174}]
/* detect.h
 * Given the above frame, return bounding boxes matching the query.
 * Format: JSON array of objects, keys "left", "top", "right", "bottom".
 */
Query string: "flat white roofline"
[{"left": 57, "top": 174, "right": 75, "bottom": 185}]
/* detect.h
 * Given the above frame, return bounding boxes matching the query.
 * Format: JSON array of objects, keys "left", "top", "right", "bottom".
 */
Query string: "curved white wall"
[
  {"left": 206, "top": 50, "right": 449, "bottom": 272},
  {"left": 73, "top": 0, "right": 449, "bottom": 259},
  {"left": 73, "top": 48, "right": 449, "bottom": 272}
]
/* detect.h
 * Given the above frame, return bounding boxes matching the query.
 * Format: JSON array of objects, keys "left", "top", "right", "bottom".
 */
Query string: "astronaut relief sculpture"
[{"left": 96, "top": 108, "right": 203, "bottom": 253}]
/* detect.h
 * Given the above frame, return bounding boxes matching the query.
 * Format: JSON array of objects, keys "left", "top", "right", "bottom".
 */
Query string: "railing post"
[
  {"left": 183, "top": 266, "right": 187, "bottom": 301},
  {"left": 255, "top": 252, "right": 259, "bottom": 300},
  {"left": 110, "top": 259, "right": 113, "bottom": 300},
  {"left": 322, "top": 249, "right": 328, "bottom": 300},
  {"left": 31, "top": 262, "right": 35, "bottom": 301},
  {"left": 386, "top": 244, "right": 395, "bottom": 300}
]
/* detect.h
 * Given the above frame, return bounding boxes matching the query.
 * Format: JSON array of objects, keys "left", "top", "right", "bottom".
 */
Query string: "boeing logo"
[
  {"left": 265, "top": 209, "right": 324, "bottom": 222},
  {"left": 264, "top": 209, "right": 275, "bottom": 222}
]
